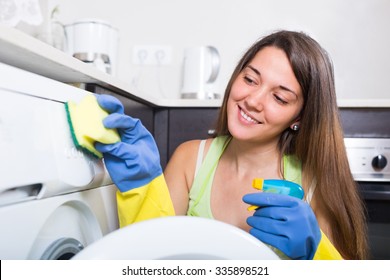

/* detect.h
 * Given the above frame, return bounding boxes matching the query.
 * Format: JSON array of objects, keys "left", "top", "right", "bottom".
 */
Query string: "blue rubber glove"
[
  {"left": 94, "top": 94, "right": 162, "bottom": 192},
  {"left": 243, "top": 192, "right": 321, "bottom": 260}
]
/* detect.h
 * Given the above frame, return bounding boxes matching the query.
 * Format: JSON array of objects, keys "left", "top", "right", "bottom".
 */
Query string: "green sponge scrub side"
[{"left": 65, "top": 94, "right": 121, "bottom": 158}]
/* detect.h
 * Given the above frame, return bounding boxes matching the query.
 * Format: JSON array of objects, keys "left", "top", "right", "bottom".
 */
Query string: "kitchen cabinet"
[
  {"left": 86, "top": 84, "right": 155, "bottom": 133},
  {"left": 155, "top": 107, "right": 220, "bottom": 168}
]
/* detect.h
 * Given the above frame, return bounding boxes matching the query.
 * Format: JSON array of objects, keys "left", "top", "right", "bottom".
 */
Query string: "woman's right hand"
[
  {"left": 94, "top": 94, "right": 162, "bottom": 192},
  {"left": 243, "top": 192, "right": 322, "bottom": 260}
]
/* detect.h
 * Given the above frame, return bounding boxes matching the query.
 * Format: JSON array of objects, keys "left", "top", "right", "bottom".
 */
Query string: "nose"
[{"left": 245, "top": 87, "right": 267, "bottom": 111}]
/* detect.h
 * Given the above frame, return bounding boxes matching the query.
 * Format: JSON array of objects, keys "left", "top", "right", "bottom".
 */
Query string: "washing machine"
[
  {"left": 73, "top": 216, "right": 281, "bottom": 260},
  {"left": 0, "top": 62, "right": 119, "bottom": 259}
]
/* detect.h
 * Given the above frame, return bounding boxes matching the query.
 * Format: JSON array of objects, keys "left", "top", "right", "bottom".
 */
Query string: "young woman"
[{"left": 95, "top": 30, "right": 368, "bottom": 260}]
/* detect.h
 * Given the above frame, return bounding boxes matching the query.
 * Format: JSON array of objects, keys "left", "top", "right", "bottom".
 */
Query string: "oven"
[
  {"left": 345, "top": 137, "right": 390, "bottom": 259},
  {"left": 341, "top": 107, "right": 390, "bottom": 259}
]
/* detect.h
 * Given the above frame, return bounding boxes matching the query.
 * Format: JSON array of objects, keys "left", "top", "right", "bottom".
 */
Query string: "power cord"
[
  {"left": 131, "top": 49, "right": 147, "bottom": 89},
  {"left": 155, "top": 50, "right": 166, "bottom": 98}
]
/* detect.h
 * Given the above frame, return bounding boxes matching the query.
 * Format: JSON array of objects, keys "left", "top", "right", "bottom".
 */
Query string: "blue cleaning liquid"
[{"left": 262, "top": 179, "right": 304, "bottom": 199}]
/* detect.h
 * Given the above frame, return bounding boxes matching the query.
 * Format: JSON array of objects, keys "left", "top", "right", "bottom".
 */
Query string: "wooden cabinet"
[
  {"left": 155, "top": 107, "right": 220, "bottom": 168},
  {"left": 86, "top": 84, "right": 154, "bottom": 132}
]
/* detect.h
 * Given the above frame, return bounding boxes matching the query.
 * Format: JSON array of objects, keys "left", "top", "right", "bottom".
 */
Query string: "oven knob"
[{"left": 371, "top": 154, "right": 387, "bottom": 170}]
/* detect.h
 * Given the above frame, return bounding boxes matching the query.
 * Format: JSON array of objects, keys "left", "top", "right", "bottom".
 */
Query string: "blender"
[{"left": 64, "top": 18, "right": 119, "bottom": 75}]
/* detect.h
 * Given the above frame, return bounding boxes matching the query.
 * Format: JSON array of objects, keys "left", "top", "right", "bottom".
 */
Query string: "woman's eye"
[
  {"left": 244, "top": 76, "right": 256, "bottom": 85},
  {"left": 274, "top": 94, "right": 288, "bottom": 104}
]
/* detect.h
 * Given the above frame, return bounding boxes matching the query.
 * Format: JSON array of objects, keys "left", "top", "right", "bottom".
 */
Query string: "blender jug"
[{"left": 64, "top": 19, "right": 119, "bottom": 75}]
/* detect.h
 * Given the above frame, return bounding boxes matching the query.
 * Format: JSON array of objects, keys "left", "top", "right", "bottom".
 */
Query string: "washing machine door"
[{"left": 72, "top": 216, "right": 280, "bottom": 260}]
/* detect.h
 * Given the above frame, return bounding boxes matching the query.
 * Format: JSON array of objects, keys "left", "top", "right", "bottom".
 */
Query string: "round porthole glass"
[{"left": 41, "top": 238, "right": 84, "bottom": 260}]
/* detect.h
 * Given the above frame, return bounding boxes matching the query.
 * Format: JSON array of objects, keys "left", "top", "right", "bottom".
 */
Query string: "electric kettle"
[
  {"left": 64, "top": 18, "right": 119, "bottom": 75},
  {"left": 181, "top": 46, "right": 221, "bottom": 99}
]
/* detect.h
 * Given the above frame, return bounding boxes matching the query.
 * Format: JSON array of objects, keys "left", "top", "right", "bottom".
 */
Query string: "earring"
[{"left": 292, "top": 124, "right": 299, "bottom": 131}]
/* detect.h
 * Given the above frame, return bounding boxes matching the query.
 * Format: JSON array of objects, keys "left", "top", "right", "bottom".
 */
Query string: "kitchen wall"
[{"left": 24, "top": 0, "right": 390, "bottom": 101}]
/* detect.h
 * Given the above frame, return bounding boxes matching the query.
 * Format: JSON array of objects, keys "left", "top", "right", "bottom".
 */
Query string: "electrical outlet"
[{"left": 132, "top": 45, "right": 172, "bottom": 65}]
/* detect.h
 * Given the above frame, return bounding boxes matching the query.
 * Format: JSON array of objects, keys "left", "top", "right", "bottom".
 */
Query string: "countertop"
[
  {"left": 1, "top": 25, "right": 389, "bottom": 108},
  {"left": 0, "top": 26, "right": 221, "bottom": 108}
]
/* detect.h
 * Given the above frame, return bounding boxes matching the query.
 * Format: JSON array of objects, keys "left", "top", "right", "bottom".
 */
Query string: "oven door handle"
[
  {"left": 358, "top": 182, "right": 390, "bottom": 200},
  {"left": 360, "top": 190, "right": 390, "bottom": 200}
]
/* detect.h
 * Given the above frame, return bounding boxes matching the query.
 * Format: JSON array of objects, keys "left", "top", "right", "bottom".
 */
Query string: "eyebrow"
[
  {"left": 247, "top": 65, "right": 260, "bottom": 76},
  {"left": 246, "top": 65, "right": 298, "bottom": 97}
]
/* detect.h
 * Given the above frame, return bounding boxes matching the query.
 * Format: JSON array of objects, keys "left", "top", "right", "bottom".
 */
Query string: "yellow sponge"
[{"left": 65, "top": 94, "right": 120, "bottom": 158}]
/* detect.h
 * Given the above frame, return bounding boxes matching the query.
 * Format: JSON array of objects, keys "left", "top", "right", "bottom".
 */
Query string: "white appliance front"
[{"left": 0, "top": 62, "right": 118, "bottom": 259}]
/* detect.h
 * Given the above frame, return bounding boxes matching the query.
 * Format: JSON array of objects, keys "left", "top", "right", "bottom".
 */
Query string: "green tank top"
[{"left": 187, "top": 136, "right": 302, "bottom": 217}]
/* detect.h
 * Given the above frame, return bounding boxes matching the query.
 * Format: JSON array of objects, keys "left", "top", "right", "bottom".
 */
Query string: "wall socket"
[{"left": 132, "top": 45, "right": 172, "bottom": 65}]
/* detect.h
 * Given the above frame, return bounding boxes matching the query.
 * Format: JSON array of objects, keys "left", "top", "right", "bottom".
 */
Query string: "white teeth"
[{"left": 240, "top": 109, "right": 259, "bottom": 124}]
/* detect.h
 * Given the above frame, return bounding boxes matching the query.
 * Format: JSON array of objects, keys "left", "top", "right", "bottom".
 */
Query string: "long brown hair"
[{"left": 214, "top": 30, "right": 368, "bottom": 259}]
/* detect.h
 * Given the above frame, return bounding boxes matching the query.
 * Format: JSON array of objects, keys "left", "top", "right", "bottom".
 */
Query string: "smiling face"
[{"left": 227, "top": 46, "right": 304, "bottom": 145}]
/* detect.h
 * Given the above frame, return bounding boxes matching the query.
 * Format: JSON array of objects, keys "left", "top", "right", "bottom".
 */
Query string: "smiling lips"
[{"left": 239, "top": 106, "right": 261, "bottom": 124}]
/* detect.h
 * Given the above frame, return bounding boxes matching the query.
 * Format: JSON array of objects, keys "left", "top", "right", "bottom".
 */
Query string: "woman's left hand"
[{"left": 243, "top": 192, "right": 321, "bottom": 260}]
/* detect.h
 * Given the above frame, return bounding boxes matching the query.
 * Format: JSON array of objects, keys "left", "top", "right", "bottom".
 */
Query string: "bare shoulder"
[
  {"left": 164, "top": 138, "right": 213, "bottom": 215},
  {"left": 169, "top": 138, "right": 214, "bottom": 164},
  {"left": 164, "top": 138, "right": 214, "bottom": 188},
  {"left": 172, "top": 139, "right": 202, "bottom": 158}
]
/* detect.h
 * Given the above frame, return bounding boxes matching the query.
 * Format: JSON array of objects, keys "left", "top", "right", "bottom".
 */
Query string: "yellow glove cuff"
[
  {"left": 116, "top": 174, "right": 175, "bottom": 227},
  {"left": 313, "top": 230, "right": 343, "bottom": 260}
]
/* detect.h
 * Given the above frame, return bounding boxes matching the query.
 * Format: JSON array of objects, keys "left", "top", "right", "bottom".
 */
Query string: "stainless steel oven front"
[{"left": 345, "top": 137, "right": 390, "bottom": 259}]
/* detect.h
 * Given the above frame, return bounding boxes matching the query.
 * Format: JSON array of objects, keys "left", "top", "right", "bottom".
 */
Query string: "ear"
[
  {"left": 290, "top": 116, "right": 300, "bottom": 128},
  {"left": 290, "top": 117, "right": 301, "bottom": 131}
]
